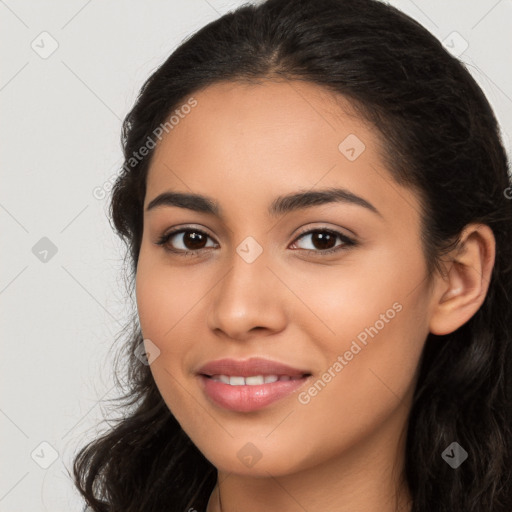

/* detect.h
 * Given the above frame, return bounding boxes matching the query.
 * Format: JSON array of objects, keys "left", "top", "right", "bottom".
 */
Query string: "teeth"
[
  {"left": 246, "top": 375, "right": 266, "bottom": 385},
  {"left": 210, "top": 374, "right": 302, "bottom": 385},
  {"left": 229, "top": 376, "right": 245, "bottom": 386}
]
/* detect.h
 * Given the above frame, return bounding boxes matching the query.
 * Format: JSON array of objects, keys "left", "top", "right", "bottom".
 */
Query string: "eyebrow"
[{"left": 145, "top": 187, "right": 382, "bottom": 218}]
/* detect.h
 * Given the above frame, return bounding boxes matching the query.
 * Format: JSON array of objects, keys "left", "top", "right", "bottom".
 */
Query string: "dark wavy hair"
[{"left": 72, "top": 0, "right": 512, "bottom": 510}]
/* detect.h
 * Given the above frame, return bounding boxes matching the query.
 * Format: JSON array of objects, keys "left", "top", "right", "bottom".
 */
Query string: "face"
[{"left": 135, "top": 80, "right": 434, "bottom": 477}]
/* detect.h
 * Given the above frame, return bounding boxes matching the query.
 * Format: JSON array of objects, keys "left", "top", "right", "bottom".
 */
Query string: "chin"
[{"left": 201, "top": 442, "right": 312, "bottom": 478}]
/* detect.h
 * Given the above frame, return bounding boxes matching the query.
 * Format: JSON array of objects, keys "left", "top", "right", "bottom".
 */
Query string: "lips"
[
  {"left": 197, "top": 357, "right": 311, "bottom": 378},
  {"left": 196, "top": 357, "right": 313, "bottom": 411}
]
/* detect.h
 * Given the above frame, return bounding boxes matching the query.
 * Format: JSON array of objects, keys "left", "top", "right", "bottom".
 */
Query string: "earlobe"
[{"left": 429, "top": 224, "right": 495, "bottom": 336}]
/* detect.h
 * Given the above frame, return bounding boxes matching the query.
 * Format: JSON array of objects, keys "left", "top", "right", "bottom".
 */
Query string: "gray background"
[{"left": 1, "top": 1, "right": 511, "bottom": 510}]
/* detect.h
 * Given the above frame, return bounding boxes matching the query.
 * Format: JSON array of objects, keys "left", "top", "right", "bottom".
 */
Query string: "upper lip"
[{"left": 197, "top": 357, "right": 311, "bottom": 378}]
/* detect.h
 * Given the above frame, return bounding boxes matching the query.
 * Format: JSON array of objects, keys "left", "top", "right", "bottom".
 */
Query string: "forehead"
[
  {"left": 149, "top": 80, "right": 374, "bottom": 168},
  {"left": 144, "top": 80, "right": 420, "bottom": 226}
]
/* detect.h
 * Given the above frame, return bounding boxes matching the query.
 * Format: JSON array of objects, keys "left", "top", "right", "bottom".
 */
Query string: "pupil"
[
  {"left": 185, "top": 232, "right": 206, "bottom": 249},
  {"left": 313, "top": 232, "right": 335, "bottom": 250}
]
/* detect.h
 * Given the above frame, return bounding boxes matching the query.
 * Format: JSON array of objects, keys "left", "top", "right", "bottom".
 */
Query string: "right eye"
[{"left": 155, "top": 228, "right": 218, "bottom": 256}]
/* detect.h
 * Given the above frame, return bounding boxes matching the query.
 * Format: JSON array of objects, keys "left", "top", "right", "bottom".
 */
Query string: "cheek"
[
  {"left": 289, "top": 247, "right": 429, "bottom": 421},
  {"left": 284, "top": 238, "right": 426, "bottom": 341},
  {"left": 135, "top": 252, "right": 203, "bottom": 341},
  {"left": 283, "top": 295, "right": 428, "bottom": 472},
  {"left": 134, "top": 263, "right": 193, "bottom": 424},
  {"left": 134, "top": 253, "right": 210, "bottom": 402},
  {"left": 285, "top": 265, "right": 409, "bottom": 348}
]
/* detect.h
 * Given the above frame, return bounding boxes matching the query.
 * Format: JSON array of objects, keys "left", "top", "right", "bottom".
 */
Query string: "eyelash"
[{"left": 155, "top": 226, "right": 357, "bottom": 257}]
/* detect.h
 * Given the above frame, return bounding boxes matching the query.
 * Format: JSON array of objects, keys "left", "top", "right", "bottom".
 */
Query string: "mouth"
[
  {"left": 196, "top": 357, "right": 312, "bottom": 412},
  {"left": 201, "top": 373, "right": 310, "bottom": 385}
]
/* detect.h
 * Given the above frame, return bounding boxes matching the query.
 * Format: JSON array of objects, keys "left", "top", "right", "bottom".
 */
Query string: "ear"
[{"left": 429, "top": 223, "right": 496, "bottom": 335}]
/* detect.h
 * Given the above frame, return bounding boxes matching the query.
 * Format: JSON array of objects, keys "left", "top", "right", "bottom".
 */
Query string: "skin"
[{"left": 135, "top": 80, "right": 495, "bottom": 512}]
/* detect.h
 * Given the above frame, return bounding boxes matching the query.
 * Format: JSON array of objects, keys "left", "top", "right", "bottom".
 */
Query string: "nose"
[{"left": 206, "top": 249, "right": 288, "bottom": 342}]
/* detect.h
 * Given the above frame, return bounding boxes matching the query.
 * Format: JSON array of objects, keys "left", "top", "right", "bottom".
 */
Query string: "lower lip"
[{"left": 198, "top": 375, "right": 310, "bottom": 412}]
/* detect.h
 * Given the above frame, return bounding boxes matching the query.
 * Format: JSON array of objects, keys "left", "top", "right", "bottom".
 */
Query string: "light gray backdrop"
[{"left": 1, "top": 1, "right": 511, "bottom": 510}]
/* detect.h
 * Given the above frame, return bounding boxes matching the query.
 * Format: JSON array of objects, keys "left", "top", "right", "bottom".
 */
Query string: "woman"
[{"left": 73, "top": 0, "right": 512, "bottom": 510}]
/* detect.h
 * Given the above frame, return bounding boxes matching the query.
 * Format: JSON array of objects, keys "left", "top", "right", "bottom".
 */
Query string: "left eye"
[{"left": 291, "top": 229, "right": 356, "bottom": 253}]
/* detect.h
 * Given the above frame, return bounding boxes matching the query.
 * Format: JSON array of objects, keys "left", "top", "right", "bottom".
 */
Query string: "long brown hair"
[{"left": 73, "top": 0, "right": 512, "bottom": 510}]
